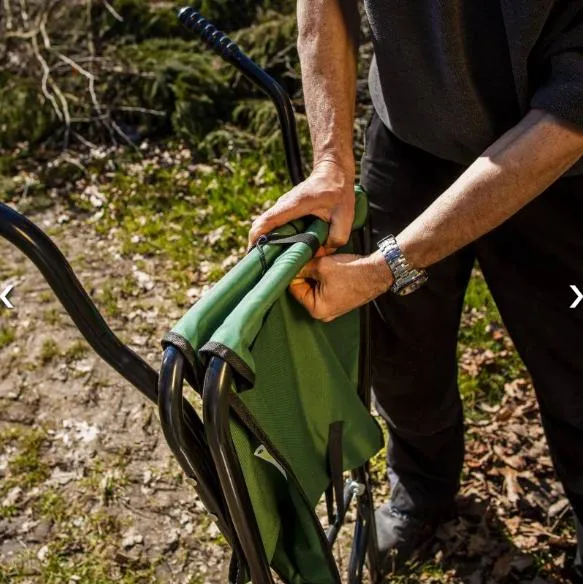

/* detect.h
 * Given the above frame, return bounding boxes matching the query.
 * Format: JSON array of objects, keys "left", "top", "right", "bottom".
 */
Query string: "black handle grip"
[
  {"left": 178, "top": 6, "right": 305, "bottom": 186},
  {"left": 178, "top": 7, "right": 241, "bottom": 60}
]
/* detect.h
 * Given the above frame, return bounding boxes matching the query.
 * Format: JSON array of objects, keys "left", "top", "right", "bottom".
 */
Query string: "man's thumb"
[{"left": 325, "top": 214, "right": 353, "bottom": 254}]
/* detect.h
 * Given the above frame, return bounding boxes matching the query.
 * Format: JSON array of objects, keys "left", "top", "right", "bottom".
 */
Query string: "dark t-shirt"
[{"left": 365, "top": 0, "right": 583, "bottom": 172}]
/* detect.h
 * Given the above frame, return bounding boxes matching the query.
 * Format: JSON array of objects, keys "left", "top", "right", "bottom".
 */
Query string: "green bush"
[
  {"left": 0, "top": 0, "right": 300, "bottom": 152},
  {"left": 0, "top": 75, "right": 58, "bottom": 149},
  {"left": 113, "top": 38, "right": 231, "bottom": 141}
]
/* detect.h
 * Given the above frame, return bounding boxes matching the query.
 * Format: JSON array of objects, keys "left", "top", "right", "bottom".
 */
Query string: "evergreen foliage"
[{"left": 0, "top": 0, "right": 300, "bottom": 154}]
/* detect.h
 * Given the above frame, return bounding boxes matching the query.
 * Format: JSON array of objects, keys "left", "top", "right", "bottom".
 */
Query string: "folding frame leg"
[
  {"left": 348, "top": 464, "right": 382, "bottom": 584},
  {"left": 203, "top": 357, "right": 274, "bottom": 584},
  {"left": 158, "top": 347, "right": 236, "bottom": 540}
]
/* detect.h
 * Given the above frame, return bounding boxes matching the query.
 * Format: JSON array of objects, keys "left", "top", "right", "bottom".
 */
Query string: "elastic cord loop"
[
  {"left": 255, "top": 235, "right": 269, "bottom": 275},
  {"left": 251, "top": 232, "right": 321, "bottom": 276}
]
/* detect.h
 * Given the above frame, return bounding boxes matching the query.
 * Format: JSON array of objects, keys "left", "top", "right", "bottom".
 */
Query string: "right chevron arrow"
[{"left": 570, "top": 285, "right": 583, "bottom": 309}]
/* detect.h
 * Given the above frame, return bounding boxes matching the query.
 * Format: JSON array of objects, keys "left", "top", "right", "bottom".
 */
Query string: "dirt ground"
[
  {"left": 0, "top": 203, "right": 232, "bottom": 583},
  {"left": 0, "top": 201, "right": 579, "bottom": 583}
]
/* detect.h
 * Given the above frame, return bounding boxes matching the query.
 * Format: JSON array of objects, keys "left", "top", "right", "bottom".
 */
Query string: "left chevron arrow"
[{"left": 0, "top": 285, "right": 14, "bottom": 309}]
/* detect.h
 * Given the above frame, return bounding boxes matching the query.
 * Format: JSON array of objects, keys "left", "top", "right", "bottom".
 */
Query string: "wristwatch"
[{"left": 377, "top": 234, "right": 428, "bottom": 295}]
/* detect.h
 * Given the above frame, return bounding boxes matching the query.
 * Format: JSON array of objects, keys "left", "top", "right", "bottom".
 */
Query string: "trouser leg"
[
  {"left": 361, "top": 114, "right": 473, "bottom": 518},
  {"left": 475, "top": 172, "right": 583, "bottom": 558}
]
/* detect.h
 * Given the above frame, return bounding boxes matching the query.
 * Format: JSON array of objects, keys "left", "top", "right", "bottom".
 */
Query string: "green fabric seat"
[{"left": 163, "top": 187, "right": 383, "bottom": 583}]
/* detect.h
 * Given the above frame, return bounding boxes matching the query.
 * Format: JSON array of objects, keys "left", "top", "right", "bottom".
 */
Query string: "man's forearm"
[
  {"left": 297, "top": 0, "right": 359, "bottom": 173},
  {"left": 391, "top": 110, "right": 583, "bottom": 269}
]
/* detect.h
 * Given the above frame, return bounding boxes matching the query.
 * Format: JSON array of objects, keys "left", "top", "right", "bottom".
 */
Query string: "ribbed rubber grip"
[{"left": 178, "top": 6, "right": 240, "bottom": 59}]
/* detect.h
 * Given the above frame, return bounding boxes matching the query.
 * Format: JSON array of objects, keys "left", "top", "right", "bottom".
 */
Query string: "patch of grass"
[
  {"left": 64, "top": 340, "right": 89, "bottom": 362},
  {"left": 458, "top": 270, "right": 528, "bottom": 416},
  {"left": 43, "top": 307, "right": 62, "bottom": 325},
  {"left": 39, "top": 290, "right": 54, "bottom": 303},
  {"left": 0, "top": 325, "right": 15, "bottom": 349},
  {"left": 95, "top": 276, "right": 136, "bottom": 319},
  {"left": 0, "top": 426, "right": 21, "bottom": 448},
  {"left": 8, "top": 428, "right": 50, "bottom": 488},
  {"left": 28, "top": 500, "right": 154, "bottom": 583},
  {"left": 87, "top": 508, "right": 124, "bottom": 537},
  {"left": 97, "top": 282, "right": 122, "bottom": 318},
  {"left": 0, "top": 428, "right": 50, "bottom": 501},
  {"left": 0, "top": 505, "right": 18, "bottom": 518},
  {"left": 76, "top": 152, "right": 284, "bottom": 284},
  {"left": 38, "top": 540, "right": 157, "bottom": 584},
  {"left": 35, "top": 489, "right": 68, "bottom": 523},
  {"left": 0, "top": 563, "right": 15, "bottom": 584},
  {"left": 81, "top": 457, "right": 130, "bottom": 506},
  {"left": 384, "top": 558, "right": 451, "bottom": 583},
  {"left": 368, "top": 419, "right": 388, "bottom": 485},
  {"left": 40, "top": 338, "right": 60, "bottom": 364}
]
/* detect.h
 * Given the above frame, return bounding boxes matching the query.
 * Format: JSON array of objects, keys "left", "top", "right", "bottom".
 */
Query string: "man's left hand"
[{"left": 289, "top": 250, "right": 393, "bottom": 322}]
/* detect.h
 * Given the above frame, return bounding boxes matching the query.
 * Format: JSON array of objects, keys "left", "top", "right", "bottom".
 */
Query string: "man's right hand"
[{"left": 248, "top": 159, "right": 356, "bottom": 255}]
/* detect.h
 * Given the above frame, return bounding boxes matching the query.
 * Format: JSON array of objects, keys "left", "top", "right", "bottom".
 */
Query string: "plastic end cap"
[{"left": 177, "top": 6, "right": 193, "bottom": 22}]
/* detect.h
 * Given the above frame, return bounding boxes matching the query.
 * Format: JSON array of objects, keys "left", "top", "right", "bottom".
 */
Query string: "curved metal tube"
[
  {"left": 0, "top": 203, "right": 158, "bottom": 403},
  {"left": 158, "top": 346, "right": 235, "bottom": 544},
  {"left": 203, "top": 357, "right": 273, "bottom": 584},
  {"left": 178, "top": 6, "right": 305, "bottom": 186}
]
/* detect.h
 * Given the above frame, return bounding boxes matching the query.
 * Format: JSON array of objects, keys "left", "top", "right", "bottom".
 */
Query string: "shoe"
[{"left": 374, "top": 502, "right": 452, "bottom": 574}]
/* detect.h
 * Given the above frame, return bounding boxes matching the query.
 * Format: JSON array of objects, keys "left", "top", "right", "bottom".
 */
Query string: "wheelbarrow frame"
[{"left": 0, "top": 7, "right": 383, "bottom": 583}]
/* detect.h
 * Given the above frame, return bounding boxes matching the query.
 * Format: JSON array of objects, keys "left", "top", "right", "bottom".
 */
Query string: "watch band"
[{"left": 377, "top": 235, "right": 428, "bottom": 295}]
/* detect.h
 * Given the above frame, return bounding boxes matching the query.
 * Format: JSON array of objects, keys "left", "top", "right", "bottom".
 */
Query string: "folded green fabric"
[{"left": 164, "top": 186, "right": 382, "bottom": 583}]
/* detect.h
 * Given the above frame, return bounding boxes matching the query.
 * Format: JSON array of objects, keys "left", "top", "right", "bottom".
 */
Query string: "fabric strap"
[
  {"left": 254, "top": 231, "right": 321, "bottom": 275},
  {"left": 327, "top": 421, "right": 345, "bottom": 520}
]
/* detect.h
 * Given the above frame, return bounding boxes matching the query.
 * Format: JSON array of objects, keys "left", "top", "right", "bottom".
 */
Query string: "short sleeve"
[{"left": 530, "top": 50, "right": 583, "bottom": 128}]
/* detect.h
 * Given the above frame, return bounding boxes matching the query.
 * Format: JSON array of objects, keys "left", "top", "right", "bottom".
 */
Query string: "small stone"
[
  {"left": 121, "top": 530, "right": 143, "bottom": 549},
  {"left": 207, "top": 522, "right": 220, "bottom": 538},
  {"left": 133, "top": 270, "right": 154, "bottom": 292},
  {"left": 142, "top": 470, "right": 153, "bottom": 485},
  {"left": 19, "top": 520, "right": 38, "bottom": 534},
  {"left": 37, "top": 545, "right": 50, "bottom": 562},
  {"left": 29, "top": 520, "right": 52, "bottom": 542},
  {"left": 163, "top": 528, "right": 180, "bottom": 553},
  {"left": 2, "top": 487, "right": 22, "bottom": 507}
]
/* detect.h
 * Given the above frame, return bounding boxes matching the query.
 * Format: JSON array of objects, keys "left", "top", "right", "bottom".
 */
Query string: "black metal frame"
[{"left": 0, "top": 6, "right": 382, "bottom": 583}]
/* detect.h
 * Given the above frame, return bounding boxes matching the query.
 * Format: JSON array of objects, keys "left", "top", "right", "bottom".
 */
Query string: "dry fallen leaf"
[{"left": 501, "top": 467, "right": 523, "bottom": 504}]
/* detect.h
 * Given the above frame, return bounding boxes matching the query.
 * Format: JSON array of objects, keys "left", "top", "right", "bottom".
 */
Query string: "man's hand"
[
  {"left": 248, "top": 160, "right": 355, "bottom": 254},
  {"left": 289, "top": 250, "right": 393, "bottom": 322},
  {"left": 249, "top": 0, "right": 360, "bottom": 254}
]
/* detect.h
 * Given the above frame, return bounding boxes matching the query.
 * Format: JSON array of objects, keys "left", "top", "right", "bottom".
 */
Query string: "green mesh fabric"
[{"left": 165, "top": 186, "right": 382, "bottom": 583}]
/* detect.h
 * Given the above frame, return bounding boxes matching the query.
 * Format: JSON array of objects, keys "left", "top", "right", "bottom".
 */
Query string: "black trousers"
[{"left": 361, "top": 113, "right": 583, "bottom": 557}]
